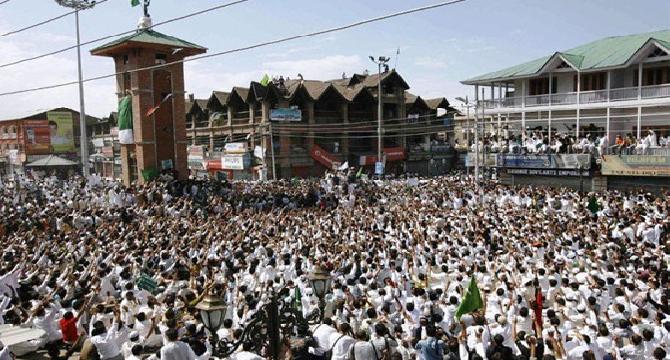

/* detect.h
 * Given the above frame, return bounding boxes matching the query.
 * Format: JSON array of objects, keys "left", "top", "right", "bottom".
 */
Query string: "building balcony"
[{"left": 482, "top": 83, "right": 670, "bottom": 110}]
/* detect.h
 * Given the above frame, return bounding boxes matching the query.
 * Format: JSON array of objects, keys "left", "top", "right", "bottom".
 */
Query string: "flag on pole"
[
  {"left": 118, "top": 95, "right": 134, "bottom": 144},
  {"left": 294, "top": 287, "right": 303, "bottom": 313},
  {"left": 131, "top": 0, "right": 140, "bottom": 6},
  {"left": 146, "top": 93, "right": 173, "bottom": 117},
  {"left": 534, "top": 285, "right": 543, "bottom": 327},
  {"left": 455, "top": 277, "right": 483, "bottom": 320},
  {"left": 260, "top": 74, "right": 270, "bottom": 86}
]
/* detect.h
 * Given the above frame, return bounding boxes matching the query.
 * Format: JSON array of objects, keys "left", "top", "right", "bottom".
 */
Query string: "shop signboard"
[
  {"left": 601, "top": 155, "right": 670, "bottom": 177},
  {"left": 23, "top": 120, "right": 51, "bottom": 154},
  {"left": 270, "top": 108, "right": 302, "bottom": 122},
  {"left": 222, "top": 154, "right": 251, "bottom": 170},
  {"left": 496, "top": 154, "right": 590, "bottom": 169}
]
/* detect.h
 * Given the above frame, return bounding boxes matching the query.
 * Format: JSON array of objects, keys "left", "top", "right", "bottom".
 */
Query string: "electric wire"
[
  {"left": 0, "top": 0, "right": 109, "bottom": 37},
  {"left": 0, "top": 0, "right": 467, "bottom": 96}
]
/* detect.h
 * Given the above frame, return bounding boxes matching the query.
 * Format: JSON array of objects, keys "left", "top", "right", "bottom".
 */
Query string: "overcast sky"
[{"left": 0, "top": 0, "right": 668, "bottom": 119}]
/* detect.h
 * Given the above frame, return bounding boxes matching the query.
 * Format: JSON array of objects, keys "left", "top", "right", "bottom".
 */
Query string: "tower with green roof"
[{"left": 91, "top": 12, "right": 207, "bottom": 185}]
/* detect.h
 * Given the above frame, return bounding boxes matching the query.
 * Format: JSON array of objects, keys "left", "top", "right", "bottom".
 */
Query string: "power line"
[
  {"left": 0, "top": 0, "right": 12, "bottom": 5},
  {"left": 0, "top": 0, "right": 467, "bottom": 96},
  {"left": 0, "top": 0, "right": 248, "bottom": 69},
  {"left": 0, "top": 0, "right": 109, "bottom": 37}
]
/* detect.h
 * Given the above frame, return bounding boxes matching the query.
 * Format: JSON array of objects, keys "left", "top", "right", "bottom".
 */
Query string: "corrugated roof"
[{"left": 463, "top": 29, "right": 670, "bottom": 84}]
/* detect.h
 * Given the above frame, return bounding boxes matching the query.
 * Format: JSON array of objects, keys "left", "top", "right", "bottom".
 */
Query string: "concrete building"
[
  {"left": 0, "top": 108, "right": 100, "bottom": 176},
  {"left": 184, "top": 70, "right": 456, "bottom": 180}
]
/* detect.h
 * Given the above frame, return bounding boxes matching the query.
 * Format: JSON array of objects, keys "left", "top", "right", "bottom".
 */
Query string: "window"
[
  {"left": 633, "top": 67, "right": 670, "bottom": 86},
  {"left": 573, "top": 72, "right": 606, "bottom": 91},
  {"left": 556, "top": 61, "right": 571, "bottom": 69},
  {"left": 155, "top": 53, "right": 167, "bottom": 65},
  {"left": 648, "top": 47, "right": 668, "bottom": 58},
  {"left": 529, "top": 77, "right": 557, "bottom": 95}
]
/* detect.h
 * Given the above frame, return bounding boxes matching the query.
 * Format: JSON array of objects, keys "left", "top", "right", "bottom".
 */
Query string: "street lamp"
[
  {"left": 196, "top": 292, "right": 227, "bottom": 353},
  {"left": 308, "top": 265, "right": 332, "bottom": 318},
  {"left": 456, "top": 96, "right": 475, "bottom": 178},
  {"left": 369, "top": 55, "right": 390, "bottom": 176},
  {"left": 54, "top": 0, "right": 99, "bottom": 177}
]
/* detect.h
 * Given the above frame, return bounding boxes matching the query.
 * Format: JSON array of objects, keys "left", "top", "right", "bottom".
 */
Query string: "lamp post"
[
  {"left": 308, "top": 265, "right": 332, "bottom": 319},
  {"left": 195, "top": 292, "right": 227, "bottom": 355},
  {"left": 54, "top": 0, "right": 99, "bottom": 177},
  {"left": 369, "top": 56, "right": 390, "bottom": 176},
  {"left": 455, "top": 96, "right": 474, "bottom": 178}
]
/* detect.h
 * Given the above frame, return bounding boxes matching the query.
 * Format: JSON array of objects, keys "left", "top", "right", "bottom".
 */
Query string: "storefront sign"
[
  {"left": 496, "top": 154, "right": 590, "bottom": 169},
  {"left": 507, "top": 168, "right": 590, "bottom": 177},
  {"left": 310, "top": 144, "right": 341, "bottom": 169},
  {"left": 270, "top": 108, "right": 302, "bottom": 122},
  {"left": 359, "top": 147, "right": 406, "bottom": 166},
  {"left": 224, "top": 142, "right": 247, "bottom": 154},
  {"left": 601, "top": 155, "right": 670, "bottom": 177},
  {"left": 188, "top": 145, "right": 205, "bottom": 160},
  {"left": 222, "top": 154, "right": 251, "bottom": 170}
]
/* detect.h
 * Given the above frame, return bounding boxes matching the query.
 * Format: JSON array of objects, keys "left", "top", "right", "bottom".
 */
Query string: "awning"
[
  {"left": 26, "top": 155, "right": 78, "bottom": 167},
  {"left": 359, "top": 147, "right": 406, "bottom": 166}
]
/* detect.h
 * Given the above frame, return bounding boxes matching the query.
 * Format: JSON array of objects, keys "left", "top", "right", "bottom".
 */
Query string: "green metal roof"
[
  {"left": 463, "top": 29, "right": 670, "bottom": 84},
  {"left": 90, "top": 29, "right": 206, "bottom": 54}
]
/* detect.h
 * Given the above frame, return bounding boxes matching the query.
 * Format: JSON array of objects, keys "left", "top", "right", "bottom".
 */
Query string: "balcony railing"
[
  {"left": 642, "top": 84, "right": 670, "bottom": 99},
  {"left": 610, "top": 87, "right": 638, "bottom": 101},
  {"left": 480, "top": 84, "right": 670, "bottom": 110}
]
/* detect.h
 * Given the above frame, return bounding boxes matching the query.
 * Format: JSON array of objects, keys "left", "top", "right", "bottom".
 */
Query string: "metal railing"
[
  {"left": 483, "top": 84, "right": 670, "bottom": 110},
  {"left": 641, "top": 83, "right": 670, "bottom": 99},
  {"left": 610, "top": 87, "right": 638, "bottom": 101},
  {"left": 580, "top": 90, "right": 608, "bottom": 104}
]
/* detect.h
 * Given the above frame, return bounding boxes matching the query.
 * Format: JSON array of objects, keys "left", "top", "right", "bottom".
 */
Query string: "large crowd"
[{"left": 0, "top": 171, "right": 669, "bottom": 360}]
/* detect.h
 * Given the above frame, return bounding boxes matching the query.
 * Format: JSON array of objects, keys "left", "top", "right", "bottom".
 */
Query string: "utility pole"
[
  {"left": 474, "top": 85, "right": 479, "bottom": 197},
  {"left": 369, "top": 56, "right": 390, "bottom": 176},
  {"left": 54, "top": 0, "right": 99, "bottom": 177}
]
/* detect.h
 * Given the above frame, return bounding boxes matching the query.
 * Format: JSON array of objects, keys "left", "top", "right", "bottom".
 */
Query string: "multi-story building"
[
  {"left": 184, "top": 70, "right": 456, "bottom": 179},
  {"left": 0, "top": 107, "right": 100, "bottom": 176},
  {"left": 461, "top": 29, "right": 670, "bottom": 191}
]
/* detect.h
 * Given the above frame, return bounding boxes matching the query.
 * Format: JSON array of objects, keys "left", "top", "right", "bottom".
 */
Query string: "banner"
[
  {"left": 224, "top": 142, "right": 247, "bottom": 154},
  {"left": 601, "top": 155, "right": 670, "bottom": 177},
  {"left": 23, "top": 120, "right": 51, "bottom": 154},
  {"left": 188, "top": 145, "right": 205, "bottom": 161},
  {"left": 270, "top": 108, "right": 302, "bottom": 122},
  {"left": 47, "top": 111, "right": 75, "bottom": 153},
  {"left": 310, "top": 144, "right": 341, "bottom": 169},
  {"left": 507, "top": 168, "right": 590, "bottom": 177},
  {"left": 222, "top": 154, "right": 251, "bottom": 170},
  {"left": 496, "top": 154, "right": 590, "bottom": 169},
  {"left": 359, "top": 147, "right": 406, "bottom": 166}
]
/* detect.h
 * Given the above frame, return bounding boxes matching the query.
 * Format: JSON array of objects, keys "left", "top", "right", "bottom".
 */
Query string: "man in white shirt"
[
  {"left": 160, "top": 328, "right": 197, "bottom": 360},
  {"left": 329, "top": 323, "right": 356, "bottom": 360},
  {"left": 310, "top": 318, "right": 337, "bottom": 357}
]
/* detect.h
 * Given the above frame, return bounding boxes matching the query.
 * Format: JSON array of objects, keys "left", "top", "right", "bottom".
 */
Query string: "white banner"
[
  {"left": 224, "top": 142, "right": 247, "bottom": 154},
  {"left": 222, "top": 155, "right": 246, "bottom": 170}
]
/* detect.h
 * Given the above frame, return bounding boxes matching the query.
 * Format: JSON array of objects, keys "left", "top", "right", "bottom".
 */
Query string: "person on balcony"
[
  {"left": 550, "top": 137, "right": 562, "bottom": 154},
  {"left": 611, "top": 135, "right": 625, "bottom": 155}
]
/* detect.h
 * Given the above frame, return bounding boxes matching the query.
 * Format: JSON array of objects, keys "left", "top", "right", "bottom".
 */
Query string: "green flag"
[
  {"left": 294, "top": 287, "right": 302, "bottom": 313},
  {"left": 131, "top": 0, "right": 140, "bottom": 6},
  {"left": 455, "top": 277, "right": 483, "bottom": 320},
  {"left": 356, "top": 167, "right": 363, "bottom": 178},
  {"left": 260, "top": 74, "right": 270, "bottom": 86},
  {"left": 118, "top": 95, "right": 133, "bottom": 144}
]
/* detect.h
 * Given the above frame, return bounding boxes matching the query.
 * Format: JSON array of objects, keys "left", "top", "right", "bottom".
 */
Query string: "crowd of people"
[
  {"left": 467, "top": 128, "right": 670, "bottom": 156},
  {"left": 0, "top": 170, "right": 669, "bottom": 360}
]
